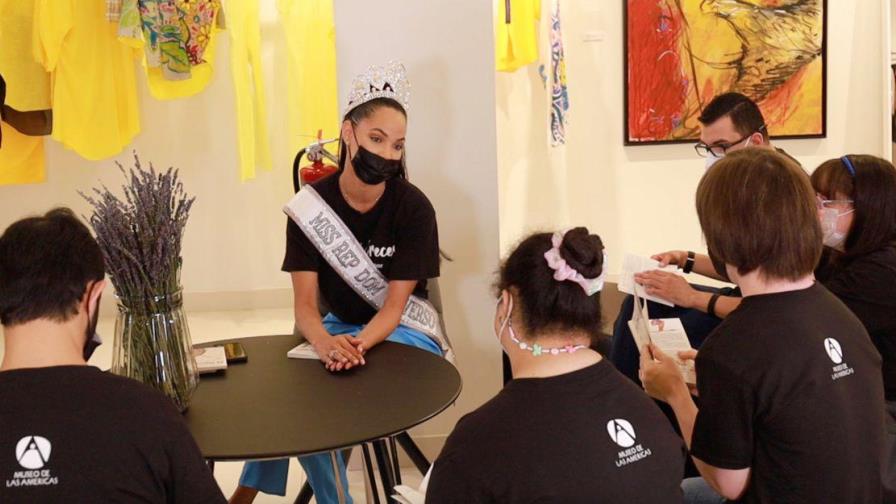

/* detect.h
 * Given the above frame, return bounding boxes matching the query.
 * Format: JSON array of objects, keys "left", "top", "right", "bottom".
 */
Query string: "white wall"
[
  {"left": 333, "top": 0, "right": 502, "bottom": 448},
  {"left": 498, "top": 0, "right": 890, "bottom": 274}
]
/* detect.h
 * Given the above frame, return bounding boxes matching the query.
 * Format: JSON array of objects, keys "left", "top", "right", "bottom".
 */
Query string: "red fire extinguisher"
[{"left": 293, "top": 129, "right": 339, "bottom": 191}]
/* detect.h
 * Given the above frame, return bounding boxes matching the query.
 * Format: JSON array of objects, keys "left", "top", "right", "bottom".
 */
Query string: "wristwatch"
[{"left": 682, "top": 250, "right": 696, "bottom": 274}]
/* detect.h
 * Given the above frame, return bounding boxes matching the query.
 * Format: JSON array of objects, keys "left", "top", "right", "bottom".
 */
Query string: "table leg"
[
  {"left": 389, "top": 437, "right": 402, "bottom": 485},
  {"left": 362, "top": 444, "right": 381, "bottom": 504},
  {"left": 331, "top": 451, "right": 347, "bottom": 504},
  {"left": 373, "top": 439, "right": 398, "bottom": 503}
]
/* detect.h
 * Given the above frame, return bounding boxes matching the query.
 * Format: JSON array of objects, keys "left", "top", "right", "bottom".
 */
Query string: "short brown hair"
[
  {"left": 0, "top": 208, "right": 105, "bottom": 326},
  {"left": 696, "top": 148, "right": 821, "bottom": 280}
]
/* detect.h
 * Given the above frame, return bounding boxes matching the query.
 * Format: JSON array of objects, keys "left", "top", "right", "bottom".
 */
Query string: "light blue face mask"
[{"left": 704, "top": 151, "right": 723, "bottom": 170}]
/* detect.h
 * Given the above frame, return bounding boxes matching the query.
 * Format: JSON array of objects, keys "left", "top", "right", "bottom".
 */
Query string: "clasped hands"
[{"left": 313, "top": 335, "right": 369, "bottom": 372}]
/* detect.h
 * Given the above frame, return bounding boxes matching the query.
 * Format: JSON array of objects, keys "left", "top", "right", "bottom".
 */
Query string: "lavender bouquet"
[{"left": 82, "top": 152, "right": 198, "bottom": 411}]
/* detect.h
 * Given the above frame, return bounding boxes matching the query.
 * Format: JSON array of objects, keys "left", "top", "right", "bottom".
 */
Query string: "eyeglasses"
[
  {"left": 694, "top": 132, "right": 754, "bottom": 158},
  {"left": 815, "top": 194, "right": 854, "bottom": 210}
]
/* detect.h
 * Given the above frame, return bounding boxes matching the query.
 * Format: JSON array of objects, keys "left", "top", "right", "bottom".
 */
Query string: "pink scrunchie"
[{"left": 543, "top": 230, "right": 606, "bottom": 296}]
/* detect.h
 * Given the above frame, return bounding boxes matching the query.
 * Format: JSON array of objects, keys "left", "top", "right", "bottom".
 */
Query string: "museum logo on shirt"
[
  {"left": 825, "top": 338, "right": 855, "bottom": 381},
  {"left": 607, "top": 419, "right": 653, "bottom": 467},
  {"left": 5, "top": 436, "right": 58, "bottom": 488}
]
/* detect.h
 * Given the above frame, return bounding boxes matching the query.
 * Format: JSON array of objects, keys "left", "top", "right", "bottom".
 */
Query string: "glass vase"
[{"left": 111, "top": 289, "right": 198, "bottom": 412}]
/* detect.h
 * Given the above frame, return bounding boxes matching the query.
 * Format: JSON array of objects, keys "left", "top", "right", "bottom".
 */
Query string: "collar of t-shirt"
[
  {"left": 504, "top": 358, "right": 613, "bottom": 392},
  {"left": 0, "top": 364, "right": 99, "bottom": 382},
  {"left": 738, "top": 281, "right": 820, "bottom": 309}
]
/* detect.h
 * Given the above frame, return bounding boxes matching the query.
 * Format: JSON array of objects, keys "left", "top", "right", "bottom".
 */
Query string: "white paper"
[
  {"left": 392, "top": 486, "right": 425, "bottom": 504},
  {"left": 618, "top": 254, "right": 679, "bottom": 307},
  {"left": 647, "top": 318, "right": 697, "bottom": 384},
  {"left": 287, "top": 342, "right": 320, "bottom": 360},
  {"left": 391, "top": 465, "right": 433, "bottom": 504},
  {"left": 193, "top": 346, "right": 227, "bottom": 374},
  {"left": 627, "top": 289, "right": 652, "bottom": 349},
  {"left": 629, "top": 294, "right": 696, "bottom": 384}
]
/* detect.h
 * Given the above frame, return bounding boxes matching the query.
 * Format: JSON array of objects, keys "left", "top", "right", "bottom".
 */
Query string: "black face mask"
[
  {"left": 350, "top": 130, "right": 403, "bottom": 185},
  {"left": 83, "top": 296, "right": 102, "bottom": 361}
]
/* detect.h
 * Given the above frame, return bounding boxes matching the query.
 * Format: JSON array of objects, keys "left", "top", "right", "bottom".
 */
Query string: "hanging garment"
[
  {"left": 118, "top": 0, "right": 222, "bottom": 100},
  {"left": 0, "top": 122, "right": 46, "bottom": 185},
  {"left": 224, "top": 0, "right": 271, "bottom": 181},
  {"left": 0, "top": 0, "right": 49, "bottom": 184},
  {"left": 33, "top": 0, "right": 141, "bottom": 161},
  {"left": 0, "top": 0, "right": 50, "bottom": 111},
  {"left": 106, "top": 0, "right": 122, "bottom": 22},
  {"left": 549, "top": 0, "right": 568, "bottom": 146},
  {"left": 495, "top": 0, "right": 541, "bottom": 72},
  {"left": 278, "top": 0, "right": 339, "bottom": 155}
]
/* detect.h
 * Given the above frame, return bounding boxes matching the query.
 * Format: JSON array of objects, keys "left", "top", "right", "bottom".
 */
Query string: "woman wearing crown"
[{"left": 229, "top": 62, "right": 448, "bottom": 504}]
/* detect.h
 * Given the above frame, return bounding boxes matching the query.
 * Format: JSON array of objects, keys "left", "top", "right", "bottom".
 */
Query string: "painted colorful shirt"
[
  {"left": 549, "top": 0, "right": 568, "bottom": 146},
  {"left": 120, "top": 0, "right": 220, "bottom": 81}
]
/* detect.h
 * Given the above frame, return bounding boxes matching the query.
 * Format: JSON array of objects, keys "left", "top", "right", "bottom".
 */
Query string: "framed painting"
[{"left": 624, "top": 0, "right": 827, "bottom": 145}]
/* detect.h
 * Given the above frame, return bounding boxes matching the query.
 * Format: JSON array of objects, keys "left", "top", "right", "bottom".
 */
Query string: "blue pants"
[
  {"left": 609, "top": 284, "right": 739, "bottom": 387},
  {"left": 682, "top": 477, "right": 726, "bottom": 503},
  {"left": 238, "top": 314, "right": 442, "bottom": 502}
]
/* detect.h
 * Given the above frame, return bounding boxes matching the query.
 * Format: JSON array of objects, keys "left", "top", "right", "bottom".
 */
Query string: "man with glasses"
[
  {"left": 694, "top": 92, "right": 798, "bottom": 169},
  {"left": 610, "top": 93, "right": 802, "bottom": 417}
]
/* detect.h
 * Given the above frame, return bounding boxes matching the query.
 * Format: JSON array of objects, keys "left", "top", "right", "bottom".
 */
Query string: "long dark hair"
[
  {"left": 811, "top": 155, "right": 896, "bottom": 263},
  {"left": 338, "top": 97, "right": 408, "bottom": 180},
  {"left": 495, "top": 227, "right": 604, "bottom": 339}
]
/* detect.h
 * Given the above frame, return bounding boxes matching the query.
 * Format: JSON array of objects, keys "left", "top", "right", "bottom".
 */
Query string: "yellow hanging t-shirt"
[
  {"left": 495, "top": 0, "right": 541, "bottom": 72},
  {"left": 225, "top": 0, "right": 271, "bottom": 181},
  {"left": 278, "top": 0, "right": 339, "bottom": 156},
  {"left": 33, "top": 0, "right": 141, "bottom": 161},
  {"left": 0, "top": 122, "right": 46, "bottom": 185},
  {"left": 0, "top": 0, "right": 50, "bottom": 111},
  {"left": 0, "top": 0, "right": 49, "bottom": 185}
]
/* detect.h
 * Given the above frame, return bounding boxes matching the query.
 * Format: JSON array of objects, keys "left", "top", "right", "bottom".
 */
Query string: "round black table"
[{"left": 184, "top": 335, "right": 461, "bottom": 502}]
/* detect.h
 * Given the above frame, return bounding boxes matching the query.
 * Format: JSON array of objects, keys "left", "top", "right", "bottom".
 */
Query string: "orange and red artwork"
[{"left": 624, "top": 0, "right": 826, "bottom": 144}]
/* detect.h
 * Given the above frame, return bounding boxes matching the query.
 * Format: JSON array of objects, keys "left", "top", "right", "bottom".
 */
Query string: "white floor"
[{"left": 0, "top": 308, "right": 426, "bottom": 503}]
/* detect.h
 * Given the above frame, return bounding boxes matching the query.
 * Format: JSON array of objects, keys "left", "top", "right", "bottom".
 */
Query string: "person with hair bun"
[{"left": 427, "top": 227, "right": 685, "bottom": 503}]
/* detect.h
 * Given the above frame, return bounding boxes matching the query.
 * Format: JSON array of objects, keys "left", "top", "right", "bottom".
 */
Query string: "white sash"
[{"left": 284, "top": 186, "right": 455, "bottom": 362}]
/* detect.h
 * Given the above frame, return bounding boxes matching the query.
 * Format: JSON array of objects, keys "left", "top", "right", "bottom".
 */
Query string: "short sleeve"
[
  {"left": 388, "top": 193, "right": 439, "bottom": 281},
  {"left": 32, "top": 0, "right": 73, "bottom": 72},
  {"left": 690, "top": 352, "right": 755, "bottom": 470},
  {"left": 281, "top": 216, "right": 321, "bottom": 272}
]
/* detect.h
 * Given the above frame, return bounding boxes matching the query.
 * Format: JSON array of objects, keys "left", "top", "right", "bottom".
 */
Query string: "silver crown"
[{"left": 344, "top": 61, "right": 411, "bottom": 116}]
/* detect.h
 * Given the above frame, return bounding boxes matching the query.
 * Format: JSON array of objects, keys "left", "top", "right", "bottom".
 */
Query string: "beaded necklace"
[{"left": 506, "top": 321, "right": 588, "bottom": 357}]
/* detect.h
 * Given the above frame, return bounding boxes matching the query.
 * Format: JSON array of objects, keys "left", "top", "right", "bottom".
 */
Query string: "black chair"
[{"left": 292, "top": 143, "right": 446, "bottom": 503}]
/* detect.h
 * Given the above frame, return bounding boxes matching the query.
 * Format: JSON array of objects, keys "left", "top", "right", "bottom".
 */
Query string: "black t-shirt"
[
  {"left": 691, "top": 283, "right": 884, "bottom": 503},
  {"left": 427, "top": 359, "right": 685, "bottom": 503},
  {"left": 816, "top": 243, "right": 896, "bottom": 401},
  {"left": 0, "top": 366, "right": 225, "bottom": 504},
  {"left": 283, "top": 173, "right": 440, "bottom": 325}
]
